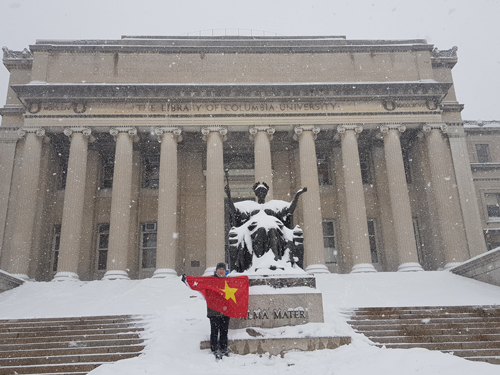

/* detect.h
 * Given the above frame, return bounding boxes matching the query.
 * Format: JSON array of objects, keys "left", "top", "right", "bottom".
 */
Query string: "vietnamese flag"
[{"left": 186, "top": 276, "right": 249, "bottom": 318}]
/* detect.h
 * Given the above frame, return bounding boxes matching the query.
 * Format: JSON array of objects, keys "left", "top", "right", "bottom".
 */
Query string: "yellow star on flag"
[{"left": 220, "top": 281, "right": 238, "bottom": 304}]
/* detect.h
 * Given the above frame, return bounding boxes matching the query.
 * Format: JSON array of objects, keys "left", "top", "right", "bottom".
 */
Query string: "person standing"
[
  {"left": 208, "top": 262, "right": 230, "bottom": 358},
  {"left": 184, "top": 262, "right": 249, "bottom": 360}
]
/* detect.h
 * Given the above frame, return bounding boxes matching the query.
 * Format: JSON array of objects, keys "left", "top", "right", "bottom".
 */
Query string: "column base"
[
  {"left": 102, "top": 270, "right": 130, "bottom": 280},
  {"left": 444, "top": 262, "right": 462, "bottom": 270},
  {"left": 305, "top": 264, "right": 330, "bottom": 274},
  {"left": 203, "top": 266, "right": 216, "bottom": 276},
  {"left": 52, "top": 271, "right": 80, "bottom": 282},
  {"left": 397, "top": 262, "right": 424, "bottom": 272},
  {"left": 152, "top": 268, "right": 177, "bottom": 278},
  {"left": 350, "top": 263, "right": 377, "bottom": 274}
]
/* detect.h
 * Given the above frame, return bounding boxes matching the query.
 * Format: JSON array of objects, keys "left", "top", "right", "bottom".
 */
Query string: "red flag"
[{"left": 186, "top": 276, "right": 249, "bottom": 318}]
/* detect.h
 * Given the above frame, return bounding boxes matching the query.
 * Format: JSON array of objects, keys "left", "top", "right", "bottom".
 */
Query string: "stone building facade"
[{"left": 0, "top": 36, "right": 493, "bottom": 281}]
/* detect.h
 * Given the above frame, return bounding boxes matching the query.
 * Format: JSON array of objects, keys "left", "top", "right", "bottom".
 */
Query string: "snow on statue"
[{"left": 225, "top": 176, "right": 308, "bottom": 274}]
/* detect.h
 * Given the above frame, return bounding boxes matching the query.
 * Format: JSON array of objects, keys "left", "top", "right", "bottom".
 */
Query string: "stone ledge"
[
  {"left": 248, "top": 275, "right": 316, "bottom": 288},
  {"left": 200, "top": 336, "right": 351, "bottom": 357},
  {"left": 0, "top": 270, "right": 24, "bottom": 293},
  {"left": 451, "top": 249, "right": 500, "bottom": 287}
]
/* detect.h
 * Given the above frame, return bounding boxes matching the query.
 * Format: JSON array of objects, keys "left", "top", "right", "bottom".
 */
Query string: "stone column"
[
  {"left": 337, "top": 125, "right": 377, "bottom": 273},
  {"left": 447, "top": 125, "right": 488, "bottom": 257},
  {"left": 202, "top": 126, "right": 227, "bottom": 276},
  {"left": 293, "top": 126, "right": 329, "bottom": 274},
  {"left": 380, "top": 124, "right": 423, "bottom": 272},
  {"left": 153, "top": 127, "right": 182, "bottom": 278},
  {"left": 423, "top": 123, "right": 469, "bottom": 268},
  {"left": 8, "top": 128, "right": 45, "bottom": 280},
  {"left": 103, "top": 127, "right": 137, "bottom": 280},
  {"left": 249, "top": 126, "right": 275, "bottom": 200},
  {"left": 53, "top": 127, "right": 92, "bottom": 282}
]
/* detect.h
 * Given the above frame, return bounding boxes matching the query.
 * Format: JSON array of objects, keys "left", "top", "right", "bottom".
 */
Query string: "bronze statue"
[{"left": 225, "top": 178, "right": 307, "bottom": 273}]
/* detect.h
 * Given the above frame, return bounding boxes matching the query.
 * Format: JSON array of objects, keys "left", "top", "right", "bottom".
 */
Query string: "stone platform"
[
  {"left": 229, "top": 288, "right": 324, "bottom": 329},
  {"left": 200, "top": 335, "right": 351, "bottom": 357}
]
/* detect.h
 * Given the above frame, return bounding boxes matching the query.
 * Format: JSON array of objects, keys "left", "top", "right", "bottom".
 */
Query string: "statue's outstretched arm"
[{"left": 288, "top": 187, "right": 308, "bottom": 215}]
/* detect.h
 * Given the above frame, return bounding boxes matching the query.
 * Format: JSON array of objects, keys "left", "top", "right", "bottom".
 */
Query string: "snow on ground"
[{"left": 0, "top": 271, "right": 499, "bottom": 374}]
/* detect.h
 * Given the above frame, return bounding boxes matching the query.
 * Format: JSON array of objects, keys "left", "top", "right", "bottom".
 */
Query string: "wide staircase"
[
  {"left": 348, "top": 305, "right": 500, "bottom": 365},
  {"left": 0, "top": 315, "right": 148, "bottom": 375}
]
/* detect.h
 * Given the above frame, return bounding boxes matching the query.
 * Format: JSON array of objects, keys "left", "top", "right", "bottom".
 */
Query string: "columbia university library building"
[{"left": 0, "top": 36, "right": 499, "bottom": 282}]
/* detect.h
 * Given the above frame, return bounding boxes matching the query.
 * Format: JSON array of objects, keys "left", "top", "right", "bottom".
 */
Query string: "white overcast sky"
[{"left": 0, "top": 0, "right": 499, "bottom": 120}]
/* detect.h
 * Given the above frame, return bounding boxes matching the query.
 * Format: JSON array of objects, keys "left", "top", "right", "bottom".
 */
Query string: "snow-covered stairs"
[
  {"left": 0, "top": 315, "right": 148, "bottom": 375},
  {"left": 348, "top": 305, "right": 500, "bottom": 365}
]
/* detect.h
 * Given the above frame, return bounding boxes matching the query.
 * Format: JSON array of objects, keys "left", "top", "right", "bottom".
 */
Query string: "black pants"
[{"left": 209, "top": 315, "right": 230, "bottom": 352}]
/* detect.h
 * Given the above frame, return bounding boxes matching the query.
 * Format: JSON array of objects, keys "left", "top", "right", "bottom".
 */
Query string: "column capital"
[
  {"left": 18, "top": 127, "right": 45, "bottom": 138},
  {"left": 110, "top": 127, "right": 137, "bottom": 141},
  {"left": 63, "top": 127, "right": 92, "bottom": 138},
  {"left": 202, "top": 126, "right": 227, "bottom": 142},
  {"left": 293, "top": 125, "right": 320, "bottom": 141},
  {"left": 423, "top": 123, "right": 448, "bottom": 133},
  {"left": 337, "top": 124, "right": 363, "bottom": 134},
  {"left": 380, "top": 124, "right": 406, "bottom": 134},
  {"left": 249, "top": 126, "right": 275, "bottom": 141},
  {"left": 155, "top": 127, "right": 183, "bottom": 142}
]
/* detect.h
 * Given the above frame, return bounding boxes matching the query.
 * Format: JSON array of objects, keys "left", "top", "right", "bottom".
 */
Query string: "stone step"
[
  {"left": 350, "top": 321, "right": 499, "bottom": 330},
  {"left": 0, "top": 332, "right": 141, "bottom": 345},
  {"left": 0, "top": 363, "right": 100, "bottom": 375},
  {"left": 0, "top": 338, "right": 144, "bottom": 351},
  {"left": 465, "top": 356, "right": 500, "bottom": 365},
  {"left": 0, "top": 352, "right": 139, "bottom": 367},
  {"left": 356, "top": 327, "right": 500, "bottom": 337},
  {"left": 382, "top": 342, "right": 500, "bottom": 352},
  {"left": 349, "top": 316, "right": 500, "bottom": 325},
  {"left": 349, "top": 313, "right": 500, "bottom": 321},
  {"left": 0, "top": 315, "right": 141, "bottom": 325},
  {"left": 0, "top": 344, "right": 144, "bottom": 358},
  {"left": 0, "top": 326, "right": 144, "bottom": 339},
  {"left": 352, "top": 306, "right": 500, "bottom": 314},
  {"left": 369, "top": 333, "right": 500, "bottom": 344},
  {"left": 0, "top": 322, "right": 145, "bottom": 333}
]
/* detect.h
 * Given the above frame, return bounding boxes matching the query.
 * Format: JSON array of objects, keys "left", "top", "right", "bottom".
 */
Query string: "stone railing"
[
  {"left": 0, "top": 269, "right": 24, "bottom": 293},
  {"left": 451, "top": 248, "right": 500, "bottom": 287}
]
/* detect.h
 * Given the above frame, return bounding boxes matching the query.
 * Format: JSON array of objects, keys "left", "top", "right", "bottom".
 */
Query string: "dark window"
[
  {"left": 56, "top": 153, "right": 68, "bottom": 190},
  {"left": 223, "top": 152, "right": 254, "bottom": 170},
  {"left": 413, "top": 218, "right": 424, "bottom": 264},
  {"left": 367, "top": 219, "right": 378, "bottom": 263},
  {"left": 141, "top": 222, "right": 157, "bottom": 269},
  {"left": 322, "top": 220, "right": 337, "bottom": 263},
  {"left": 359, "top": 149, "right": 373, "bottom": 185},
  {"left": 485, "top": 194, "right": 500, "bottom": 219},
  {"left": 476, "top": 144, "right": 491, "bottom": 163},
  {"left": 97, "top": 224, "right": 110, "bottom": 270},
  {"left": 100, "top": 156, "right": 114, "bottom": 189},
  {"left": 317, "top": 153, "right": 332, "bottom": 185},
  {"left": 402, "top": 149, "right": 413, "bottom": 185},
  {"left": 51, "top": 225, "right": 61, "bottom": 272},
  {"left": 142, "top": 156, "right": 160, "bottom": 189}
]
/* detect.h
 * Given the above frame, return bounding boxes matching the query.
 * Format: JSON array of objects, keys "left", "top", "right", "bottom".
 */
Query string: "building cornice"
[
  {"left": 2, "top": 47, "right": 33, "bottom": 71},
  {"left": 0, "top": 105, "right": 25, "bottom": 116},
  {"left": 30, "top": 37, "right": 432, "bottom": 55},
  {"left": 11, "top": 81, "right": 452, "bottom": 108},
  {"left": 431, "top": 46, "right": 458, "bottom": 68}
]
